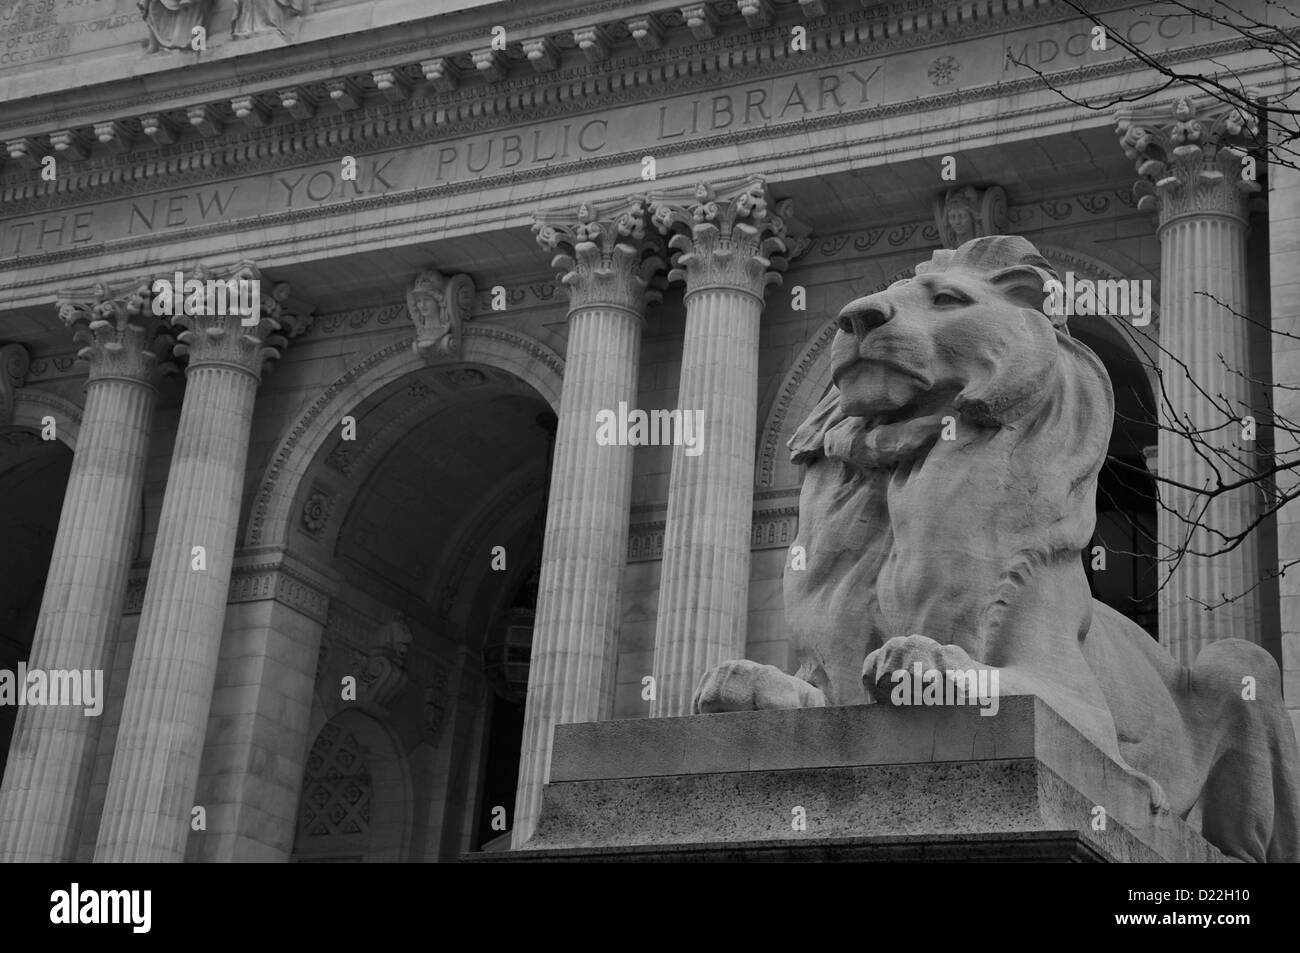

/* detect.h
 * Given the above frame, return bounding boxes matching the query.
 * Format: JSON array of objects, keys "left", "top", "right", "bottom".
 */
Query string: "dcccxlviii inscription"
[{"left": 0, "top": 0, "right": 137, "bottom": 70}]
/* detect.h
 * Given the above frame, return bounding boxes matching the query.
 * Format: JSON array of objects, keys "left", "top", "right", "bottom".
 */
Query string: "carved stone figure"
[
  {"left": 406, "top": 270, "right": 475, "bottom": 358},
  {"left": 231, "top": 0, "right": 305, "bottom": 40},
  {"left": 933, "top": 185, "right": 1008, "bottom": 249},
  {"left": 139, "top": 0, "right": 214, "bottom": 52},
  {"left": 693, "top": 235, "right": 1300, "bottom": 863}
]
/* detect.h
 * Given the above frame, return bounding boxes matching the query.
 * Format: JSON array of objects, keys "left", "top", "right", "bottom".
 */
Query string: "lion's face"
[{"left": 830, "top": 261, "right": 1060, "bottom": 426}]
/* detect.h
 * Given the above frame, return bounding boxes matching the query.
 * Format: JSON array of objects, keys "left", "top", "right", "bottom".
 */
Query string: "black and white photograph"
[{"left": 0, "top": 0, "right": 1294, "bottom": 933}]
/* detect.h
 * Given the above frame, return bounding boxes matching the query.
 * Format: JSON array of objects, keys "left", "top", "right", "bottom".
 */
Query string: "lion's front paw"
[
  {"left": 862, "top": 634, "right": 981, "bottom": 705},
  {"left": 693, "top": 659, "right": 825, "bottom": 714}
]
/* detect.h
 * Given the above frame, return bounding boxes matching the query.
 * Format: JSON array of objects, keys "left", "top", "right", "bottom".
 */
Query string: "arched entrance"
[
  {"left": 263, "top": 331, "right": 563, "bottom": 862},
  {"left": 0, "top": 422, "right": 73, "bottom": 787}
]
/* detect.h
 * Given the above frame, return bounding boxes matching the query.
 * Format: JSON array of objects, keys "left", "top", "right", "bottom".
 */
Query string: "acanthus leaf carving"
[
  {"left": 534, "top": 195, "right": 666, "bottom": 313},
  {"left": 1115, "top": 91, "right": 1263, "bottom": 226}
]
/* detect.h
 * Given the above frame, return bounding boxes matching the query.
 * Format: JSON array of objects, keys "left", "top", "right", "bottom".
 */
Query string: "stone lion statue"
[{"left": 694, "top": 235, "right": 1300, "bottom": 863}]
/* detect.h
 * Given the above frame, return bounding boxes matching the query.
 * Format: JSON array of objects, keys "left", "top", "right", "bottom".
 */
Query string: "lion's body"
[{"left": 697, "top": 236, "right": 1300, "bottom": 862}]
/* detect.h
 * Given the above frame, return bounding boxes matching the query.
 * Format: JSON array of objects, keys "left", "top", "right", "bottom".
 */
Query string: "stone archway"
[
  {"left": 245, "top": 325, "right": 562, "bottom": 552},
  {"left": 252, "top": 324, "right": 564, "bottom": 863},
  {"left": 0, "top": 412, "right": 77, "bottom": 790}
]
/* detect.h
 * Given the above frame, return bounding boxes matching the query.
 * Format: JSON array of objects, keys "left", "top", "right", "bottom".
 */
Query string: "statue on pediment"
[
  {"left": 232, "top": 0, "right": 305, "bottom": 40},
  {"left": 139, "top": 0, "right": 214, "bottom": 52}
]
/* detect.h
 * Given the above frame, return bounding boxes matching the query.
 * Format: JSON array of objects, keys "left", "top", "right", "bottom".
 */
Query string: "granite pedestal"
[{"left": 474, "top": 695, "right": 1229, "bottom": 862}]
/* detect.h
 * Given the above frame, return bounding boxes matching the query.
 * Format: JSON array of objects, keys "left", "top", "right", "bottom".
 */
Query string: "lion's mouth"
[{"left": 831, "top": 355, "right": 932, "bottom": 390}]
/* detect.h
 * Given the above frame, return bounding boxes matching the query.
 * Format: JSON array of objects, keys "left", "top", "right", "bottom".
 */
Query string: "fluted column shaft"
[
  {"left": 0, "top": 290, "right": 164, "bottom": 861},
  {"left": 1117, "top": 95, "right": 1263, "bottom": 665},
  {"left": 94, "top": 297, "right": 295, "bottom": 862},
  {"left": 1158, "top": 215, "right": 1258, "bottom": 663},
  {"left": 648, "top": 180, "right": 788, "bottom": 717},
  {"left": 513, "top": 200, "right": 662, "bottom": 847}
]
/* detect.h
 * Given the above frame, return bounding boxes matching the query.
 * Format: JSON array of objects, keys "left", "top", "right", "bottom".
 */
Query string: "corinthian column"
[
  {"left": 94, "top": 267, "right": 306, "bottom": 862},
  {"left": 646, "top": 179, "right": 789, "bottom": 716},
  {"left": 0, "top": 283, "right": 169, "bottom": 862},
  {"left": 1116, "top": 94, "right": 1264, "bottom": 665},
  {"left": 512, "top": 198, "right": 664, "bottom": 847}
]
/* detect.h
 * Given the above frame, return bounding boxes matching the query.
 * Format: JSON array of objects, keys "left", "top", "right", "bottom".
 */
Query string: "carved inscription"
[{"left": 0, "top": 0, "right": 137, "bottom": 69}]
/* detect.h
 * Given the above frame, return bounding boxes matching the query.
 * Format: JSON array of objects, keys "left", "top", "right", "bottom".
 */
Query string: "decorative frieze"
[
  {"left": 628, "top": 493, "right": 801, "bottom": 561},
  {"left": 3, "top": 0, "right": 1137, "bottom": 204}
]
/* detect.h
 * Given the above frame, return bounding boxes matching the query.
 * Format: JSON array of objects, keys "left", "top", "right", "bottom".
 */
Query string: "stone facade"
[{"left": 0, "top": 0, "right": 1296, "bottom": 861}]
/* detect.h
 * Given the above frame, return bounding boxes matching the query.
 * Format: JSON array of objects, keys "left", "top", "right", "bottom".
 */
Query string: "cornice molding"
[
  {"left": 0, "top": 0, "right": 1135, "bottom": 199},
  {"left": 2, "top": 49, "right": 1279, "bottom": 291}
]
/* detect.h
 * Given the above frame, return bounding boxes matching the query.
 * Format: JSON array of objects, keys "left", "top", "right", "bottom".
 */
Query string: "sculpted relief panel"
[{"left": 0, "top": 0, "right": 323, "bottom": 70}]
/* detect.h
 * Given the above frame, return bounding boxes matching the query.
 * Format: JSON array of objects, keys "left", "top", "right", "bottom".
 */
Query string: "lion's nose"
[{"left": 836, "top": 296, "right": 893, "bottom": 340}]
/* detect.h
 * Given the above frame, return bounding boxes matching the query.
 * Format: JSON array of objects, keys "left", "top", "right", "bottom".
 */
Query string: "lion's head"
[{"left": 785, "top": 236, "right": 1116, "bottom": 702}]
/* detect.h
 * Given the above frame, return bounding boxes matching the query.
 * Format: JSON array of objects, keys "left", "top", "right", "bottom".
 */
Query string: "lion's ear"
[{"left": 989, "top": 264, "right": 1064, "bottom": 327}]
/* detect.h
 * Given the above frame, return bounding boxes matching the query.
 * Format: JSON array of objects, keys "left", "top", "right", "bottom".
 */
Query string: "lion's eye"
[{"left": 932, "top": 291, "right": 969, "bottom": 306}]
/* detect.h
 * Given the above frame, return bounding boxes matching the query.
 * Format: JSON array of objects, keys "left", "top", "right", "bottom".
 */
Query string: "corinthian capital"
[
  {"left": 57, "top": 280, "right": 173, "bottom": 384},
  {"left": 648, "top": 177, "right": 789, "bottom": 297},
  {"left": 534, "top": 196, "right": 666, "bottom": 314},
  {"left": 1115, "top": 92, "right": 1263, "bottom": 227},
  {"left": 163, "top": 262, "right": 310, "bottom": 379}
]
